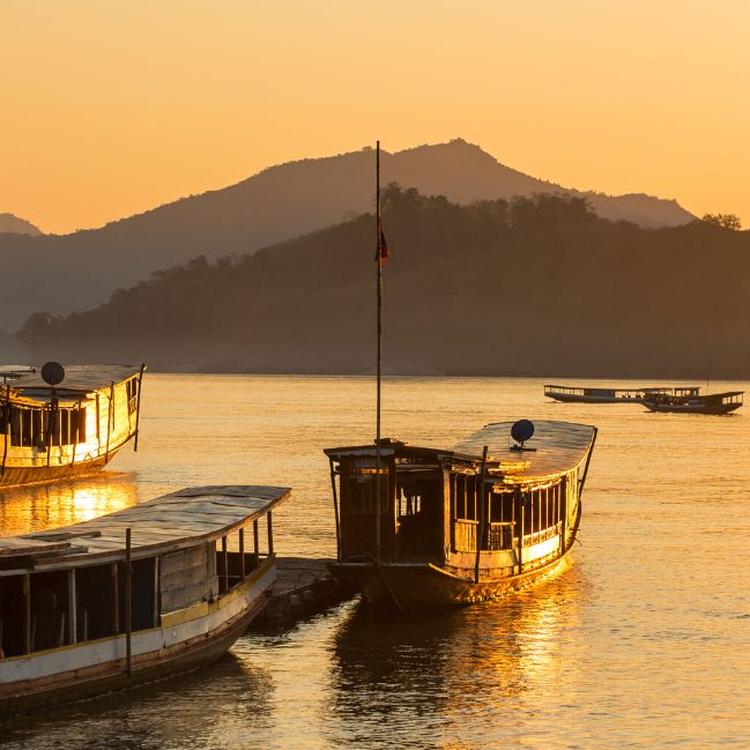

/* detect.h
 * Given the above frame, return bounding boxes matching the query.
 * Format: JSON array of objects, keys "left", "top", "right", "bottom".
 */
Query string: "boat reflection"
[
  {"left": 328, "top": 559, "right": 589, "bottom": 747},
  {"left": 0, "top": 472, "right": 139, "bottom": 536},
  {"left": 1, "top": 652, "right": 274, "bottom": 749}
]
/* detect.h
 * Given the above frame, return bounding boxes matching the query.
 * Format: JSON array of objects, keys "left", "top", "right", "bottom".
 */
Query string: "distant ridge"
[
  {"left": 17, "top": 188, "right": 747, "bottom": 378},
  {"left": 0, "top": 139, "right": 695, "bottom": 328},
  {"left": 0, "top": 213, "right": 42, "bottom": 236}
]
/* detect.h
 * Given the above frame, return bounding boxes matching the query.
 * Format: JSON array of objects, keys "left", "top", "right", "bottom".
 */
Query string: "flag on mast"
[{"left": 375, "top": 217, "right": 390, "bottom": 265}]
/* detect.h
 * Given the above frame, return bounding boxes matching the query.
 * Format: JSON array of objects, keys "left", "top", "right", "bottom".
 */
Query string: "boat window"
[
  {"left": 126, "top": 378, "right": 139, "bottom": 414},
  {"left": 0, "top": 576, "right": 24, "bottom": 658},
  {"left": 7, "top": 406, "right": 87, "bottom": 448},
  {"left": 347, "top": 473, "right": 386, "bottom": 515}
]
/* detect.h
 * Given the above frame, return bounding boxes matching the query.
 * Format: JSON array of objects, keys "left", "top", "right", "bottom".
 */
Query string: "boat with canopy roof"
[
  {"left": 0, "top": 362, "right": 145, "bottom": 488},
  {"left": 325, "top": 419, "right": 597, "bottom": 610},
  {"left": 0, "top": 484, "right": 289, "bottom": 715},
  {"left": 544, "top": 383, "right": 700, "bottom": 404}
]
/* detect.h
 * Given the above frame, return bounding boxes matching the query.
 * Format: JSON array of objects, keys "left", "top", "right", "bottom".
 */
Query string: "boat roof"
[
  {"left": 452, "top": 420, "right": 596, "bottom": 481},
  {"left": 325, "top": 420, "right": 597, "bottom": 483},
  {"left": 0, "top": 484, "right": 290, "bottom": 575},
  {"left": 545, "top": 383, "right": 699, "bottom": 393},
  {"left": 2, "top": 364, "right": 142, "bottom": 398}
]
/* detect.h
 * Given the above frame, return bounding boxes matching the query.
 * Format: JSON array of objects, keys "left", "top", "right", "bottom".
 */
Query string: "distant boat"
[
  {"left": 324, "top": 420, "right": 597, "bottom": 610},
  {"left": 544, "top": 383, "right": 701, "bottom": 404},
  {"left": 642, "top": 390, "right": 744, "bottom": 415},
  {"left": 0, "top": 484, "right": 289, "bottom": 715},
  {"left": 0, "top": 363, "right": 145, "bottom": 488}
]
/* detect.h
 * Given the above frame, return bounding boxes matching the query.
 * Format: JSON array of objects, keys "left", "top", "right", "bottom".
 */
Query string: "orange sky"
[{"left": 2, "top": 0, "right": 749, "bottom": 234}]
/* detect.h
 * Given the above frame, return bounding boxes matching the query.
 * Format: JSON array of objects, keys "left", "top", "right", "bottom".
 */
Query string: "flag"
[{"left": 375, "top": 218, "right": 390, "bottom": 265}]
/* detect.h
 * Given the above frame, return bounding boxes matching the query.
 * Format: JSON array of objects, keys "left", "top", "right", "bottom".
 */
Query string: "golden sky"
[{"left": 2, "top": 0, "right": 749, "bottom": 234}]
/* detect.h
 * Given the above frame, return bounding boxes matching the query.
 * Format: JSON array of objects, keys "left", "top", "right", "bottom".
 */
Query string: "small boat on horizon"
[
  {"left": 0, "top": 484, "right": 289, "bottom": 715},
  {"left": 0, "top": 362, "right": 145, "bottom": 488},
  {"left": 544, "top": 383, "right": 700, "bottom": 404},
  {"left": 324, "top": 419, "right": 597, "bottom": 611},
  {"left": 642, "top": 390, "right": 744, "bottom": 415}
]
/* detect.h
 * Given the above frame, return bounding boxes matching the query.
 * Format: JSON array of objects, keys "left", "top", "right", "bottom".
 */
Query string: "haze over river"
[{"left": 2, "top": 374, "right": 750, "bottom": 749}]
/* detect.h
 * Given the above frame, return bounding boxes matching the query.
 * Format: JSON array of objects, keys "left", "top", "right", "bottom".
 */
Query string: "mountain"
[
  {"left": 0, "top": 213, "right": 42, "bottom": 236},
  {"left": 18, "top": 188, "right": 748, "bottom": 379},
  {"left": 0, "top": 140, "right": 696, "bottom": 330}
]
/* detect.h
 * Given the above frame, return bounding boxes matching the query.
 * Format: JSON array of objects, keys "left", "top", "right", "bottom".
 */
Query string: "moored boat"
[
  {"left": 0, "top": 484, "right": 289, "bottom": 715},
  {"left": 324, "top": 419, "right": 597, "bottom": 610},
  {"left": 643, "top": 390, "right": 743, "bottom": 414},
  {"left": 0, "top": 363, "right": 145, "bottom": 488},
  {"left": 544, "top": 383, "right": 700, "bottom": 404}
]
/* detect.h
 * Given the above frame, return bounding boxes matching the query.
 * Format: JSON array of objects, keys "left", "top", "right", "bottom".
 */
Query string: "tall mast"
[{"left": 374, "top": 141, "right": 382, "bottom": 560}]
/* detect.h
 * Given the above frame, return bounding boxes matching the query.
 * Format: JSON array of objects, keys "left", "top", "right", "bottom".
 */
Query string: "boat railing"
[
  {"left": 454, "top": 519, "right": 478, "bottom": 552},
  {"left": 455, "top": 518, "right": 562, "bottom": 553}
]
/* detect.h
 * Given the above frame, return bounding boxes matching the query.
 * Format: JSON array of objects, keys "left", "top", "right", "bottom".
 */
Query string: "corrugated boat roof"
[
  {"left": 325, "top": 420, "right": 596, "bottom": 482},
  {"left": 2, "top": 364, "right": 142, "bottom": 397},
  {"left": 0, "top": 485, "right": 290, "bottom": 572}
]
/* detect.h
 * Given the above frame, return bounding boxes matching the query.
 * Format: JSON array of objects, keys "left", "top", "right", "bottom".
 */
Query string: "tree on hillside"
[{"left": 702, "top": 213, "right": 742, "bottom": 230}]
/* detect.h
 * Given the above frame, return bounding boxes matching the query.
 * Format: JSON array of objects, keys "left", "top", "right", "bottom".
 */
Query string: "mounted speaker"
[
  {"left": 41, "top": 361, "right": 65, "bottom": 386},
  {"left": 510, "top": 419, "right": 536, "bottom": 451}
]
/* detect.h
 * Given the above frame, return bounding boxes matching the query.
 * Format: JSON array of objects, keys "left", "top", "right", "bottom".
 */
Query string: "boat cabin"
[
  {"left": 544, "top": 384, "right": 700, "bottom": 403},
  {"left": 0, "top": 485, "right": 289, "bottom": 712},
  {"left": 326, "top": 421, "right": 597, "bottom": 581},
  {"left": 0, "top": 364, "right": 146, "bottom": 486}
]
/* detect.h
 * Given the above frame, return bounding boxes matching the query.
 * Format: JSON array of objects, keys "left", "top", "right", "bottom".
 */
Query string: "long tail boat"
[
  {"left": 544, "top": 383, "right": 700, "bottom": 404},
  {"left": 0, "top": 363, "right": 145, "bottom": 488},
  {"left": 325, "top": 419, "right": 597, "bottom": 610},
  {"left": 0, "top": 484, "right": 289, "bottom": 716},
  {"left": 643, "top": 390, "right": 744, "bottom": 414}
]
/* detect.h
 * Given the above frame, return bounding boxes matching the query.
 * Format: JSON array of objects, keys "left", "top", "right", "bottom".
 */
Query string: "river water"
[{"left": 2, "top": 374, "right": 750, "bottom": 748}]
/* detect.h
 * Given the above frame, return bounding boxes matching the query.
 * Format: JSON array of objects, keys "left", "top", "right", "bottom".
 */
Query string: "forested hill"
[
  {"left": 0, "top": 139, "right": 694, "bottom": 330},
  {"left": 18, "top": 188, "right": 750, "bottom": 378}
]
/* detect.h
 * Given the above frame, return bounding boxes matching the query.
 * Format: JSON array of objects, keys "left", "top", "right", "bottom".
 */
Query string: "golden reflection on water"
[{"left": 0, "top": 473, "right": 138, "bottom": 537}]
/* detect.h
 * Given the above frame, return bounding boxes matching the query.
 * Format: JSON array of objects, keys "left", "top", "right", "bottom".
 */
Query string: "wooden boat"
[
  {"left": 0, "top": 363, "right": 145, "bottom": 488},
  {"left": 324, "top": 419, "right": 597, "bottom": 610},
  {"left": 643, "top": 390, "right": 744, "bottom": 414},
  {"left": 544, "top": 383, "right": 700, "bottom": 404},
  {"left": 0, "top": 484, "right": 289, "bottom": 716}
]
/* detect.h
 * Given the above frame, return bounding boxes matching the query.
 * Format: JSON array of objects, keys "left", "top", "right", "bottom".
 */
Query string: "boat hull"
[
  {"left": 0, "top": 556, "right": 275, "bottom": 716},
  {"left": 0, "top": 449, "right": 120, "bottom": 488},
  {"left": 546, "top": 393, "right": 640, "bottom": 404},
  {"left": 330, "top": 552, "right": 571, "bottom": 611},
  {"left": 644, "top": 402, "right": 742, "bottom": 415}
]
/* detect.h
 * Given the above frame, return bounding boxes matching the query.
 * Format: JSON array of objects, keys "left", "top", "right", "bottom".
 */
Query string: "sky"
[{"left": 2, "top": 0, "right": 749, "bottom": 234}]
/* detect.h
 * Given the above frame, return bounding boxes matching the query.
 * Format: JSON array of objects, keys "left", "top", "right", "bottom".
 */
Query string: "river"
[{"left": 2, "top": 374, "right": 749, "bottom": 748}]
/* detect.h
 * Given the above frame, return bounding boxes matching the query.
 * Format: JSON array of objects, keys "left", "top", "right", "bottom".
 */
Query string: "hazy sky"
[{"left": 2, "top": 0, "right": 748, "bottom": 234}]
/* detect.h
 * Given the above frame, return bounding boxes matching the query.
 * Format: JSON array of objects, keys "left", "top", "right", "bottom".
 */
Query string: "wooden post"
[
  {"left": 104, "top": 383, "right": 114, "bottom": 463},
  {"left": 125, "top": 528, "right": 132, "bottom": 676},
  {"left": 560, "top": 478, "right": 568, "bottom": 555},
  {"left": 111, "top": 562, "right": 120, "bottom": 634},
  {"left": 267, "top": 512, "right": 274, "bottom": 556},
  {"left": 473, "top": 446, "right": 489, "bottom": 585},
  {"left": 133, "top": 363, "right": 145, "bottom": 452},
  {"left": 152, "top": 557, "right": 160, "bottom": 627},
  {"left": 1, "top": 422, "right": 9, "bottom": 476},
  {"left": 329, "top": 458, "right": 341, "bottom": 562},
  {"left": 221, "top": 536, "right": 229, "bottom": 592},
  {"left": 253, "top": 519, "right": 259, "bottom": 561},
  {"left": 515, "top": 487, "right": 524, "bottom": 575},
  {"left": 22, "top": 573, "right": 31, "bottom": 655},
  {"left": 67, "top": 569, "right": 77, "bottom": 645},
  {"left": 239, "top": 528, "right": 245, "bottom": 578}
]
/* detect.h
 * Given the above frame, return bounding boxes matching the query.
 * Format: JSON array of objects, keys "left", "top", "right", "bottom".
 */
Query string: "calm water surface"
[{"left": 2, "top": 374, "right": 750, "bottom": 748}]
